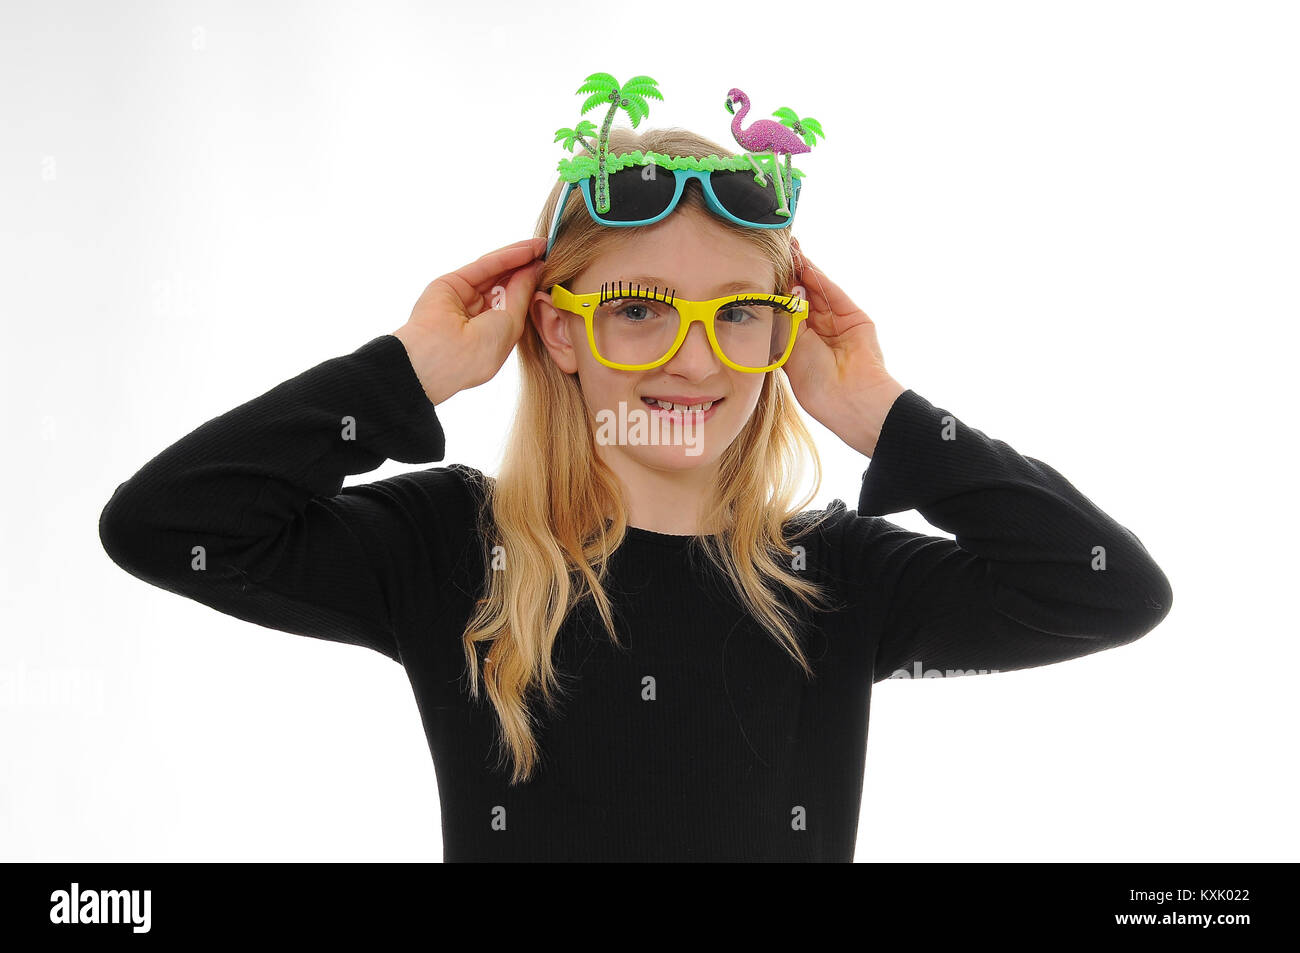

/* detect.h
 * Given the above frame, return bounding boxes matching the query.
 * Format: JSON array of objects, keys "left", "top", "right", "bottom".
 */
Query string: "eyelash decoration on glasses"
[
  {"left": 600, "top": 281, "right": 676, "bottom": 306},
  {"left": 730, "top": 295, "right": 802, "bottom": 312},
  {"left": 597, "top": 283, "right": 803, "bottom": 313}
]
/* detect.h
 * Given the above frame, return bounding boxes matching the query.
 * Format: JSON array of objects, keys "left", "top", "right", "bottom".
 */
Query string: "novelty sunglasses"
[
  {"left": 549, "top": 281, "right": 809, "bottom": 373},
  {"left": 544, "top": 166, "right": 803, "bottom": 259}
]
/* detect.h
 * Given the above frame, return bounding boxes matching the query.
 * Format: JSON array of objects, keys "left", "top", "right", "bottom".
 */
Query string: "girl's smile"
[{"left": 639, "top": 394, "right": 725, "bottom": 423}]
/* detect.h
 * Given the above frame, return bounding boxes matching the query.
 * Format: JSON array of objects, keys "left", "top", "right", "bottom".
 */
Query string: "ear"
[{"left": 530, "top": 290, "right": 580, "bottom": 375}]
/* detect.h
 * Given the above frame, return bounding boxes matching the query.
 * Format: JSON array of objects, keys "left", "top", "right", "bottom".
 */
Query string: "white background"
[{"left": 2, "top": 0, "right": 1296, "bottom": 862}]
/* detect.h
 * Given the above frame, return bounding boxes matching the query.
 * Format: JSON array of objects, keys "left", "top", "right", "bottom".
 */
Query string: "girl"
[{"left": 99, "top": 126, "right": 1172, "bottom": 862}]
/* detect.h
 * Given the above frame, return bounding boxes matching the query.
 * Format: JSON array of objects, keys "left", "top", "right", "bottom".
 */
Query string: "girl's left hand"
[{"left": 780, "top": 238, "right": 908, "bottom": 457}]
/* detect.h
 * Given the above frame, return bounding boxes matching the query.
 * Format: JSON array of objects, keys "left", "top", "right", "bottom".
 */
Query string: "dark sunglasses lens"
[
  {"left": 708, "top": 170, "right": 797, "bottom": 225},
  {"left": 592, "top": 167, "right": 677, "bottom": 222}
]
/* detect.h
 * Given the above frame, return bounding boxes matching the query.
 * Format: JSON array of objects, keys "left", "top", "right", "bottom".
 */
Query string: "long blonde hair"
[{"left": 461, "top": 126, "right": 840, "bottom": 783}]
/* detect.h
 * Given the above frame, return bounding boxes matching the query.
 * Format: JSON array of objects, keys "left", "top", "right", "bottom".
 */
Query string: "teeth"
[{"left": 648, "top": 398, "right": 716, "bottom": 413}]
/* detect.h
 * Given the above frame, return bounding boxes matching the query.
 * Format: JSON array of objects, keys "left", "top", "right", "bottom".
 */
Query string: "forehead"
[
  {"left": 614, "top": 274, "right": 767, "bottom": 297},
  {"left": 571, "top": 209, "right": 777, "bottom": 295}
]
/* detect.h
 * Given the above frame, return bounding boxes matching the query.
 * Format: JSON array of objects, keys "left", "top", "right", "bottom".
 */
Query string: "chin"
[
  {"left": 590, "top": 401, "right": 739, "bottom": 470},
  {"left": 624, "top": 442, "right": 722, "bottom": 470}
]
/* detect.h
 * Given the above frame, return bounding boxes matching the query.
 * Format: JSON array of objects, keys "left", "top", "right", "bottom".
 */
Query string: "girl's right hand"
[{"left": 392, "top": 236, "right": 547, "bottom": 406}]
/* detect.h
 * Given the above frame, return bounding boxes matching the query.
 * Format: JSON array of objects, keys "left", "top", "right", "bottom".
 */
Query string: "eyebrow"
[{"left": 618, "top": 275, "right": 769, "bottom": 296}]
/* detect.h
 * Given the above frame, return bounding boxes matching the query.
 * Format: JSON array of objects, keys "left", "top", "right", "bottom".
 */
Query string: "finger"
[
  {"left": 439, "top": 242, "right": 544, "bottom": 312},
  {"left": 470, "top": 260, "right": 542, "bottom": 348},
  {"left": 781, "top": 319, "right": 827, "bottom": 393},
  {"left": 796, "top": 255, "right": 873, "bottom": 338},
  {"left": 469, "top": 247, "right": 543, "bottom": 296},
  {"left": 456, "top": 259, "right": 535, "bottom": 321},
  {"left": 459, "top": 269, "right": 525, "bottom": 311},
  {"left": 449, "top": 238, "right": 547, "bottom": 291},
  {"left": 793, "top": 247, "right": 858, "bottom": 321},
  {"left": 789, "top": 317, "right": 827, "bottom": 359}
]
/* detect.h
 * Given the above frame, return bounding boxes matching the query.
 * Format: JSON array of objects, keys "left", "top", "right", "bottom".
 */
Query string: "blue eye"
[
  {"left": 719, "top": 298, "right": 788, "bottom": 324},
  {"left": 597, "top": 283, "right": 676, "bottom": 321},
  {"left": 610, "top": 299, "right": 669, "bottom": 321},
  {"left": 717, "top": 306, "right": 757, "bottom": 324}
]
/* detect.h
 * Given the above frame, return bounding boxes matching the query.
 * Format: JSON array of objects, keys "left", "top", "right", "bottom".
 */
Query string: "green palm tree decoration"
[
  {"left": 564, "top": 72, "right": 663, "bottom": 214},
  {"left": 771, "top": 107, "right": 825, "bottom": 218},
  {"left": 553, "top": 120, "right": 599, "bottom": 156}
]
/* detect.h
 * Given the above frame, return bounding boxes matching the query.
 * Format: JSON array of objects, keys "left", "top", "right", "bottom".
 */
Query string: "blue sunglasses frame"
[{"left": 544, "top": 167, "right": 802, "bottom": 259}]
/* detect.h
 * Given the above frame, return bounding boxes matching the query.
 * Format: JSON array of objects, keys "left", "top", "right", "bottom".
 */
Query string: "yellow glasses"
[{"left": 550, "top": 282, "right": 809, "bottom": 372}]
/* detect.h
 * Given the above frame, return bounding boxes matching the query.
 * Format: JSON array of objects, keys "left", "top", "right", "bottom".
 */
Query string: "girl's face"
[{"left": 533, "top": 207, "right": 781, "bottom": 474}]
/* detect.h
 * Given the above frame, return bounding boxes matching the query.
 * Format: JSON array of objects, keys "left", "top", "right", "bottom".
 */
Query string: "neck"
[{"left": 597, "top": 445, "right": 722, "bottom": 535}]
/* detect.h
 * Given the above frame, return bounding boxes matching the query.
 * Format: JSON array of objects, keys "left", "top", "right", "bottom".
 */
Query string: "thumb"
[
  {"left": 478, "top": 260, "right": 541, "bottom": 349},
  {"left": 782, "top": 318, "right": 829, "bottom": 387}
]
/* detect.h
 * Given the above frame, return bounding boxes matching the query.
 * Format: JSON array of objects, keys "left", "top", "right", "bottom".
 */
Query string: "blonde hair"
[{"left": 461, "top": 126, "right": 839, "bottom": 783}]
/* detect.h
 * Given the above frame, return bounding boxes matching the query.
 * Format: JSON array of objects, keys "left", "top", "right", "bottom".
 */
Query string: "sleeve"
[
  {"left": 97, "top": 334, "right": 474, "bottom": 665},
  {"left": 835, "top": 390, "right": 1173, "bottom": 684}
]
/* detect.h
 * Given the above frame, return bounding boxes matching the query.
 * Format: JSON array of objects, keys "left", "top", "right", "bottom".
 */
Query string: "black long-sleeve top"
[{"left": 97, "top": 334, "right": 1173, "bottom": 862}]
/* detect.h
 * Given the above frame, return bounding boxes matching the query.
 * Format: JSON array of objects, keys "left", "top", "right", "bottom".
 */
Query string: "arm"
[
  {"left": 838, "top": 390, "right": 1173, "bottom": 682},
  {"left": 781, "top": 242, "right": 1170, "bottom": 681},
  {"left": 97, "top": 335, "right": 476, "bottom": 664}
]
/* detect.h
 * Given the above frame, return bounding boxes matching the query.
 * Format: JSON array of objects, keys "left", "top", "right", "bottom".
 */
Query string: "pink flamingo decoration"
[{"left": 725, "top": 87, "right": 816, "bottom": 217}]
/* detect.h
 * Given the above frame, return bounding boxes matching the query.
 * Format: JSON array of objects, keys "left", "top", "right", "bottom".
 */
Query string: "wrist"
[
  {"left": 843, "top": 377, "right": 907, "bottom": 457},
  {"left": 391, "top": 326, "right": 460, "bottom": 406}
]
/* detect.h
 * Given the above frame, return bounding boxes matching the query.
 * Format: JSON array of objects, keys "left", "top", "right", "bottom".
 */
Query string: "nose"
[{"left": 663, "top": 319, "right": 719, "bottom": 375}]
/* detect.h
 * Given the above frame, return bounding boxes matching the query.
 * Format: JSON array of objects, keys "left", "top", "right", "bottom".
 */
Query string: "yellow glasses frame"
[{"left": 549, "top": 283, "right": 810, "bottom": 373}]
